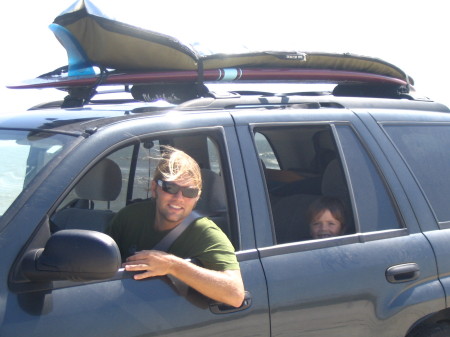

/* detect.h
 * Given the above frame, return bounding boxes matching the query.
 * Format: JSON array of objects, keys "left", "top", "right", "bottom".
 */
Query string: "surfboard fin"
[{"left": 49, "top": 23, "right": 95, "bottom": 77}]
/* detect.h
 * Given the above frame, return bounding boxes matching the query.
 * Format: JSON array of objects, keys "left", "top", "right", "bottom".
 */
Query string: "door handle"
[
  {"left": 385, "top": 263, "right": 420, "bottom": 283},
  {"left": 209, "top": 291, "right": 252, "bottom": 314}
]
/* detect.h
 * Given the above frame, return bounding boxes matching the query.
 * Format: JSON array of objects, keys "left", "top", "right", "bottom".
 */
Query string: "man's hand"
[
  {"left": 123, "top": 250, "right": 245, "bottom": 307},
  {"left": 123, "top": 250, "right": 175, "bottom": 279}
]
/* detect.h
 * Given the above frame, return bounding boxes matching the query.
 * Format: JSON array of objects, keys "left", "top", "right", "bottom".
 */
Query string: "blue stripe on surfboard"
[
  {"left": 220, "top": 68, "right": 243, "bottom": 81},
  {"left": 49, "top": 23, "right": 95, "bottom": 77}
]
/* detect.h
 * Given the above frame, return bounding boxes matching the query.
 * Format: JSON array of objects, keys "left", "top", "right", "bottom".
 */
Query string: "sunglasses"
[{"left": 157, "top": 180, "right": 200, "bottom": 198}]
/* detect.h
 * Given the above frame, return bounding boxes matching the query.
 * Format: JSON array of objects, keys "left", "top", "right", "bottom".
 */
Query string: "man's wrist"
[{"left": 167, "top": 254, "right": 189, "bottom": 276}]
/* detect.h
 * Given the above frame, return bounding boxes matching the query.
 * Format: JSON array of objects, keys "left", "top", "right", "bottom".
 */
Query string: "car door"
[
  {"left": 234, "top": 107, "right": 444, "bottom": 337},
  {"left": 3, "top": 113, "right": 270, "bottom": 337},
  {"left": 369, "top": 111, "right": 450, "bottom": 308}
]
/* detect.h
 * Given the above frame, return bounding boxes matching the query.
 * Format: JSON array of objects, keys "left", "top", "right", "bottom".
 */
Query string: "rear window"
[{"left": 384, "top": 124, "right": 450, "bottom": 225}]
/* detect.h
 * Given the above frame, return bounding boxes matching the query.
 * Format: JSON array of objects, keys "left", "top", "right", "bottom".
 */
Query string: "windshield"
[{"left": 0, "top": 130, "right": 74, "bottom": 216}]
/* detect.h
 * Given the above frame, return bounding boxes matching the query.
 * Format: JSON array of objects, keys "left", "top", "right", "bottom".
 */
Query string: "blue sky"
[{"left": 1, "top": 0, "right": 449, "bottom": 111}]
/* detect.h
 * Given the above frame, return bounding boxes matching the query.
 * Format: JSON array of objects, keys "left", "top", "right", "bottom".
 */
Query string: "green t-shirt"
[{"left": 106, "top": 199, "right": 239, "bottom": 271}]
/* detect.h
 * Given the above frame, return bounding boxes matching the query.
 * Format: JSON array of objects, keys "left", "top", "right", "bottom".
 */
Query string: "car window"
[
  {"left": 383, "top": 124, "right": 450, "bottom": 225},
  {"left": 0, "top": 130, "right": 74, "bottom": 216},
  {"left": 255, "top": 125, "right": 349, "bottom": 244},
  {"left": 336, "top": 125, "right": 402, "bottom": 232},
  {"left": 51, "top": 132, "right": 236, "bottom": 248},
  {"left": 54, "top": 145, "right": 133, "bottom": 215},
  {"left": 129, "top": 140, "right": 161, "bottom": 203},
  {"left": 255, "top": 132, "right": 280, "bottom": 170},
  {"left": 255, "top": 124, "right": 401, "bottom": 244},
  {"left": 207, "top": 137, "right": 221, "bottom": 174}
]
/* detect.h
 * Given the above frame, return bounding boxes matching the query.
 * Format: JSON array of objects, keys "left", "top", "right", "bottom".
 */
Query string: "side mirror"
[{"left": 21, "top": 229, "right": 121, "bottom": 282}]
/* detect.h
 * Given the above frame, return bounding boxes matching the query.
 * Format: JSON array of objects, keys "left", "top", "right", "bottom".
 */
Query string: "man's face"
[
  {"left": 151, "top": 178, "right": 200, "bottom": 229},
  {"left": 309, "top": 209, "right": 343, "bottom": 239}
]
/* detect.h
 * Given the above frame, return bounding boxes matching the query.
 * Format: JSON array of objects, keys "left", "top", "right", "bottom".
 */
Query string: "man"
[{"left": 107, "top": 146, "right": 245, "bottom": 308}]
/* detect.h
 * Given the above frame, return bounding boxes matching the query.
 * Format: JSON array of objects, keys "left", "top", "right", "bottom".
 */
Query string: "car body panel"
[
  {"left": 361, "top": 109, "right": 450, "bottom": 310},
  {"left": 234, "top": 106, "right": 445, "bottom": 336},
  {"left": 1, "top": 93, "right": 450, "bottom": 336},
  {"left": 1, "top": 109, "right": 270, "bottom": 337}
]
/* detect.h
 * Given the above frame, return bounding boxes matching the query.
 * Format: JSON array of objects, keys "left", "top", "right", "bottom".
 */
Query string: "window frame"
[
  {"left": 335, "top": 123, "right": 405, "bottom": 237},
  {"left": 50, "top": 127, "right": 242, "bottom": 250},
  {"left": 252, "top": 121, "right": 406, "bottom": 248}
]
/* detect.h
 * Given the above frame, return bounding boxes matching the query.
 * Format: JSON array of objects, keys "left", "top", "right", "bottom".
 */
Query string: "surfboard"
[
  {"left": 49, "top": 0, "right": 410, "bottom": 77},
  {"left": 7, "top": 0, "right": 414, "bottom": 101},
  {"left": 8, "top": 67, "right": 409, "bottom": 90}
]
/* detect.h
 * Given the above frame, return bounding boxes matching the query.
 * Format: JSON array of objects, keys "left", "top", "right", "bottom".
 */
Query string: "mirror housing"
[{"left": 21, "top": 229, "right": 121, "bottom": 282}]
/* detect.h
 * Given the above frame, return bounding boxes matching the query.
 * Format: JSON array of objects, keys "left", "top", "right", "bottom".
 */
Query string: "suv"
[
  {"left": 3, "top": 57, "right": 450, "bottom": 336},
  {"left": 0, "top": 5, "right": 450, "bottom": 330}
]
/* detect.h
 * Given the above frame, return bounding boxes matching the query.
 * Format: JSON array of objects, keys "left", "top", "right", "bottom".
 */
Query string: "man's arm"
[{"left": 123, "top": 250, "right": 245, "bottom": 308}]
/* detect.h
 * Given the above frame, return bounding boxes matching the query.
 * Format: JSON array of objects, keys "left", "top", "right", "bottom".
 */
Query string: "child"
[{"left": 307, "top": 196, "right": 346, "bottom": 239}]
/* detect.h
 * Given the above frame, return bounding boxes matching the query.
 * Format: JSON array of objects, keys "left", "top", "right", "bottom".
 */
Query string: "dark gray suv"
[
  {"left": 2, "top": 77, "right": 450, "bottom": 336},
  {"left": 4, "top": 7, "right": 450, "bottom": 328}
]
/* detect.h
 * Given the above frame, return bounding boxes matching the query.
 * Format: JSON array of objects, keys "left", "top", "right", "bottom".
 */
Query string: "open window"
[
  {"left": 50, "top": 131, "right": 237, "bottom": 248},
  {"left": 254, "top": 123, "right": 401, "bottom": 244}
]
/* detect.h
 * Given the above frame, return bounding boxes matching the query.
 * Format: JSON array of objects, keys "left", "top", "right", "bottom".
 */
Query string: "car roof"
[
  {"left": 2, "top": 90, "right": 449, "bottom": 136},
  {"left": 0, "top": 101, "right": 175, "bottom": 134}
]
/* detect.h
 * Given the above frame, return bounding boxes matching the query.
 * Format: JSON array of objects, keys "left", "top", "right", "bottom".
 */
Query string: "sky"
[{"left": 0, "top": 0, "right": 449, "bottom": 112}]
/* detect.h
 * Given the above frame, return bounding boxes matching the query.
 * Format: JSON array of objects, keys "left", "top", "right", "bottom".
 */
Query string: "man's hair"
[
  {"left": 153, "top": 146, "right": 202, "bottom": 191},
  {"left": 307, "top": 196, "right": 345, "bottom": 225}
]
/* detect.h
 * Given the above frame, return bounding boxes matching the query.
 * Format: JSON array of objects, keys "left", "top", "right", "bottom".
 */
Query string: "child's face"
[{"left": 309, "top": 209, "right": 343, "bottom": 239}]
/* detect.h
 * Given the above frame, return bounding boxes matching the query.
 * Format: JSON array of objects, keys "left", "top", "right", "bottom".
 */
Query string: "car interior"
[
  {"left": 254, "top": 125, "right": 354, "bottom": 244},
  {"left": 50, "top": 132, "right": 233, "bottom": 246}
]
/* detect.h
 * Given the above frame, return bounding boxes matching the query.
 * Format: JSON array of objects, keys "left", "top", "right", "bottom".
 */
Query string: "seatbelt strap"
[{"left": 152, "top": 211, "right": 202, "bottom": 252}]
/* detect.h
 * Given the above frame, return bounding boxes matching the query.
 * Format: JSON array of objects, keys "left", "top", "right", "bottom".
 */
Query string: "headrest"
[
  {"left": 196, "top": 169, "right": 227, "bottom": 213},
  {"left": 321, "top": 159, "right": 347, "bottom": 198},
  {"left": 272, "top": 194, "right": 320, "bottom": 243},
  {"left": 314, "top": 130, "right": 335, "bottom": 151},
  {"left": 312, "top": 130, "right": 337, "bottom": 173},
  {"left": 75, "top": 158, "right": 122, "bottom": 201}
]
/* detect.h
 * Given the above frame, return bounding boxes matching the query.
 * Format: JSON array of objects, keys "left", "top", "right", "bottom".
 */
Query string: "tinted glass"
[
  {"left": 384, "top": 124, "right": 450, "bottom": 223},
  {"left": 337, "top": 125, "right": 401, "bottom": 231}
]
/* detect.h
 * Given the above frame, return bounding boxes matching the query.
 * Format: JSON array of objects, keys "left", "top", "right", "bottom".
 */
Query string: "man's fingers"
[
  {"left": 126, "top": 250, "right": 152, "bottom": 261},
  {"left": 123, "top": 257, "right": 151, "bottom": 267},
  {"left": 125, "top": 263, "right": 149, "bottom": 271},
  {"left": 133, "top": 271, "right": 155, "bottom": 280},
  {"left": 124, "top": 264, "right": 156, "bottom": 279},
  {"left": 126, "top": 255, "right": 146, "bottom": 262}
]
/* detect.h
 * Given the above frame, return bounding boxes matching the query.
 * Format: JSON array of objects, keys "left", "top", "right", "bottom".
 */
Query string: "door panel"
[
  {"left": 235, "top": 108, "right": 443, "bottom": 336},
  {"left": 4, "top": 117, "right": 270, "bottom": 337},
  {"left": 5, "top": 259, "right": 268, "bottom": 337},
  {"left": 260, "top": 234, "right": 441, "bottom": 337},
  {"left": 380, "top": 121, "right": 450, "bottom": 309}
]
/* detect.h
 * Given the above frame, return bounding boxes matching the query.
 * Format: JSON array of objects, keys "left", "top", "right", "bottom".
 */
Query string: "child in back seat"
[{"left": 307, "top": 196, "right": 346, "bottom": 239}]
